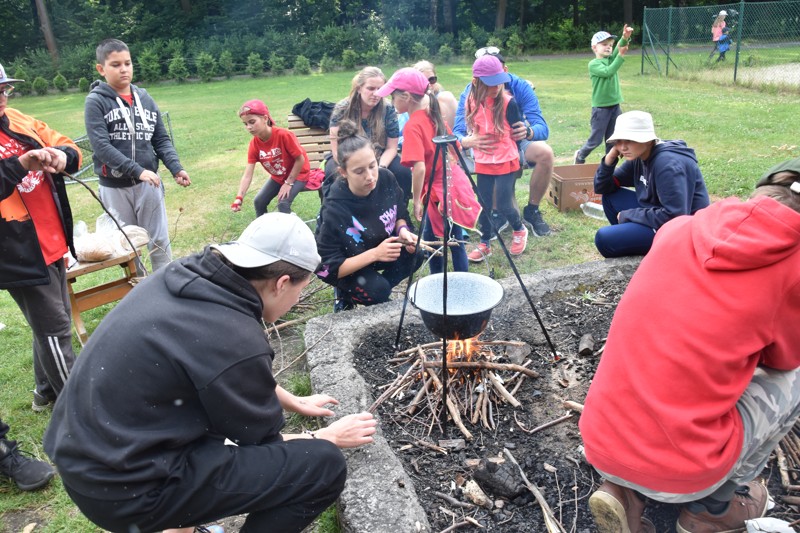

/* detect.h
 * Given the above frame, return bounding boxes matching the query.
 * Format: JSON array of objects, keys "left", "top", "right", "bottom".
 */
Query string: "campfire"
[{"left": 369, "top": 337, "right": 541, "bottom": 442}]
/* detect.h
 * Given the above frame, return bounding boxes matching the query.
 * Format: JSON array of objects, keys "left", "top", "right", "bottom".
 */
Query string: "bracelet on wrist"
[
  {"left": 235, "top": 195, "right": 243, "bottom": 200},
  {"left": 396, "top": 224, "right": 410, "bottom": 236},
  {"left": 303, "top": 429, "right": 317, "bottom": 439}
]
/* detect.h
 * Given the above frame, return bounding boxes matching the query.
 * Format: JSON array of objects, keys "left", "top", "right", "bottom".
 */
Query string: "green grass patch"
[{"left": 1, "top": 54, "right": 798, "bottom": 530}]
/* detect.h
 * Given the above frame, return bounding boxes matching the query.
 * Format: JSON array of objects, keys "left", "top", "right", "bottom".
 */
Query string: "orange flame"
[{"left": 446, "top": 337, "right": 481, "bottom": 362}]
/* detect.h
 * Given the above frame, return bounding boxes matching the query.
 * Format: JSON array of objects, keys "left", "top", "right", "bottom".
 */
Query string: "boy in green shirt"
[{"left": 575, "top": 25, "right": 634, "bottom": 164}]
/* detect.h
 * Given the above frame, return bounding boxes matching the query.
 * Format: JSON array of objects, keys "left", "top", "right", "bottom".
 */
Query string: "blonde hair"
[
  {"left": 466, "top": 78, "right": 507, "bottom": 135},
  {"left": 344, "top": 66, "right": 387, "bottom": 154},
  {"left": 713, "top": 14, "right": 727, "bottom": 28},
  {"left": 413, "top": 60, "right": 443, "bottom": 95}
]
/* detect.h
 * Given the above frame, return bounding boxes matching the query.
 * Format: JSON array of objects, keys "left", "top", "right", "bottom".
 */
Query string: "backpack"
[{"left": 292, "top": 99, "right": 335, "bottom": 130}]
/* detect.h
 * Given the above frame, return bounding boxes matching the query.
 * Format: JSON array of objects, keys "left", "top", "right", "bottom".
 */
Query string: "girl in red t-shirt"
[{"left": 231, "top": 99, "right": 321, "bottom": 216}]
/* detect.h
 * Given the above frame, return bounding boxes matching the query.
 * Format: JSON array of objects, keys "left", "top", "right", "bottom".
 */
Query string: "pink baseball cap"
[
  {"left": 375, "top": 68, "right": 430, "bottom": 98},
  {"left": 239, "top": 99, "right": 271, "bottom": 118},
  {"left": 472, "top": 55, "right": 510, "bottom": 87}
]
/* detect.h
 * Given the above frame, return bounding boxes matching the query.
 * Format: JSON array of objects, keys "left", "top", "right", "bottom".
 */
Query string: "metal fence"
[{"left": 641, "top": 1, "right": 800, "bottom": 91}]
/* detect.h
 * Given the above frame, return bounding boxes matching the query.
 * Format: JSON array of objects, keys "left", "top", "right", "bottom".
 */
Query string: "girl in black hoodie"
[{"left": 316, "top": 121, "right": 420, "bottom": 310}]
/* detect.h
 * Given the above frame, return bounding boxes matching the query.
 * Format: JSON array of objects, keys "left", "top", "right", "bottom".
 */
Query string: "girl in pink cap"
[
  {"left": 465, "top": 55, "right": 528, "bottom": 262},
  {"left": 231, "top": 99, "right": 322, "bottom": 216}
]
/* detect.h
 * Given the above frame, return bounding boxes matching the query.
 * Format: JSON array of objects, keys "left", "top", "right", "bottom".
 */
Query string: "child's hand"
[
  {"left": 413, "top": 200, "right": 423, "bottom": 221},
  {"left": 604, "top": 146, "right": 622, "bottom": 166},
  {"left": 372, "top": 237, "right": 403, "bottom": 262},
  {"left": 618, "top": 43, "right": 630, "bottom": 56},
  {"left": 173, "top": 170, "right": 191, "bottom": 187},
  {"left": 231, "top": 196, "right": 243, "bottom": 211},
  {"left": 510, "top": 121, "right": 529, "bottom": 142},
  {"left": 277, "top": 182, "right": 293, "bottom": 201},
  {"left": 139, "top": 170, "right": 161, "bottom": 188},
  {"left": 622, "top": 24, "right": 634, "bottom": 39}
]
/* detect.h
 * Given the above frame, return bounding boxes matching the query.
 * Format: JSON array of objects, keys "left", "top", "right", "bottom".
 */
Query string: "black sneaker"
[
  {"left": 333, "top": 288, "right": 355, "bottom": 313},
  {"left": 32, "top": 390, "right": 55, "bottom": 412},
  {"left": 574, "top": 149, "right": 585, "bottom": 165},
  {"left": 0, "top": 440, "right": 55, "bottom": 491},
  {"left": 523, "top": 205, "right": 552, "bottom": 236},
  {"left": 489, "top": 211, "right": 510, "bottom": 241}
]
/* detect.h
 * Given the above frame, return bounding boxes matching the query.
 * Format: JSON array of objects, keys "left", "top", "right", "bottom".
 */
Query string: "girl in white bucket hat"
[{"left": 591, "top": 110, "right": 711, "bottom": 257}]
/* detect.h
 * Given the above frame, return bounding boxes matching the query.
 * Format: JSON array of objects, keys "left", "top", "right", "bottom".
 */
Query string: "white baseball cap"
[
  {"left": 591, "top": 31, "right": 617, "bottom": 46},
  {"left": 211, "top": 213, "right": 320, "bottom": 272},
  {"left": 607, "top": 111, "right": 659, "bottom": 143}
]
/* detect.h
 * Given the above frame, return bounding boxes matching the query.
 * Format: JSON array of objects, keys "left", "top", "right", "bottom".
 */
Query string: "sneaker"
[
  {"left": 32, "top": 390, "right": 55, "bottom": 412},
  {"left": 510, "top": 226, "right": 528, "bottom": 256},
  {"left": 489, "top": 211, "right": 510, "bottom": 241},
  {"left": 523, "top": 205, "right": 552, "bottom": 237},
  {"left": 0, "top": 440, "right": 55, "bottom": 491},
  {"left": 333, "top": 288, "right": 355, "bottom": 313},
  {"left": 589, "top": 481, "right": 655, "bottom": 533},
  {"left": 676, "top": 481, "right": 769, "bottom": 533},
  {"left": 574, "top": 149, "right": 585, "bottom": 165},
  {"left": 467, "top": 242, "right": 492, "bottom": 263}
]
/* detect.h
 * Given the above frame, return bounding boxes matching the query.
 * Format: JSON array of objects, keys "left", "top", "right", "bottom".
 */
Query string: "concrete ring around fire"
[{"left": 305, "top": 257, "right": 641, "bottom": 533}]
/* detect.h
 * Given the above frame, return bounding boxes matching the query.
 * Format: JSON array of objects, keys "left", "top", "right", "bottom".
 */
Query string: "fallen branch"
[
  {"left": 562, "top": 400, "right": 584, "bottom": 413},
  {"left": 433, "top": 491, "right": 475, "bottom": 509},
  {"left": 487, "top": 372, "right": 521, "bottom": 408},
  {"left": 504, "top": 448, "right": 567, "bottom": 533},
  {"left": 514, "top": 412, "right": 573, "bottom": 435}
]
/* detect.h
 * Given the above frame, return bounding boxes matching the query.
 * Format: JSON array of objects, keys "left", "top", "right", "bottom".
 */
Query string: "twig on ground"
[{"left": 504, "top": 448, "right": 567, "bottom": 533}]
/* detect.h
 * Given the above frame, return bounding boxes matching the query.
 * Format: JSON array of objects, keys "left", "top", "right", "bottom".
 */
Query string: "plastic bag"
[
  {"left": 117, "top": 225, "right": 150, "bottom": 252},
  {"left": 96, "top": 208, "right": 125, "bottom": 235},
  {"left": 74, "top": 232, "right": 116, "bottom": 262}
]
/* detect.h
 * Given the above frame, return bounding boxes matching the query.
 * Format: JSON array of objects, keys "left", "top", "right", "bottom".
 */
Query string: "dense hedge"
[{"left": 7, "top": 22, "right": 598, "bottom": 88}]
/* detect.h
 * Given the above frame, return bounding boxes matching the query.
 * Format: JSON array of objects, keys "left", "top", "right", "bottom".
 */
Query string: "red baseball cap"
[{"left": 239, "top": 99, "right": 270, "bottom": 118}]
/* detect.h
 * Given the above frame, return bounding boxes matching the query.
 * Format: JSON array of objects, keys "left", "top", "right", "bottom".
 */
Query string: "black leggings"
[
  {"left": 476, "top": 171, "right": 523, "bottom": 243},
  {"left": 336, "top": 248, "right": 421, "bottom": 305}
]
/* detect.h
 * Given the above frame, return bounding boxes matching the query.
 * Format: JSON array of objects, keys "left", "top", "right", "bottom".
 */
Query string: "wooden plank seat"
[
  {"left": 286, "top": 113, "right": 330, "bottom": 167},
  {"left": 66, "top": 250, "right": 140, "bottom": 345}
]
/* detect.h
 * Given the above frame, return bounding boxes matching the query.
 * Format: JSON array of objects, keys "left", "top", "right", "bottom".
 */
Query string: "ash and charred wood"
[
  {"left": 503, "top": 448, "right": 568, "bottom": 533},
  {"left": 414, "top": 439, "right": 448, "bottom": 454},
  {"left": 514, "top": 412, "right": 574, "bottom": 435},
  {"left": 487, "top": 372, "right": 521, "bottom": 408},
  {"left": 439, "top": 519, "right": 480, "bottom": 533},
  {"left": 423, "top": 360, "right": 540, "bottom": 378},
  {"left": 471, "top": 389, "right": 485, "bottom": 425},
  {"left": 434, "top": 491, "right": 476, "bottom": 509},
  {"left": 393, "top": 342, "right": 443, "bottom": 358}
]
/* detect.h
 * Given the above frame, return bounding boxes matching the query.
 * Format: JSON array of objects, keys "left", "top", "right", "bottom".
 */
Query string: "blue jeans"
[
  {"left": 423, "top": 216, "right": 468, "bottom": 273},
  {"left": 594, "top": 188, "right": 656, "bottom": 258}
]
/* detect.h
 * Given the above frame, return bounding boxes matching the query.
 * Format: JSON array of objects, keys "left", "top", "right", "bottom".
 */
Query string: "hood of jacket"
[
  {"left": 649, "top": 139, "right": 698, "bottom": 164},
  {"left": 691, "top": 195, "right": 800, "bottom": 271},
  {"left": 163, "top": 247, "right": 264, "bottom": 321}
]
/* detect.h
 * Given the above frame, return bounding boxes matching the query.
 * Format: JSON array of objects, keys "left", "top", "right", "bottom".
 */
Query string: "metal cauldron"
[{"left": 408, "top": 272, "right": 504, "bottom": 339}]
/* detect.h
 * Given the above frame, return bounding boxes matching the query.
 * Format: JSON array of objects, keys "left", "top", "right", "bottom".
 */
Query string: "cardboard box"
[{"left": 547, "top": 163, "right": 601, "bottom": 212}]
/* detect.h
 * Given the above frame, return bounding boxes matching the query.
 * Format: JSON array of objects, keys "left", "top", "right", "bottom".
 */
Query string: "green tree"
[
  {"left": 53, "top": 72, "right": 68, "bottom": 92},
  {"left": 195, "top": 52, "right": 216, "bottom": 81},
  {"left": 32, "top": 77, "right": 48, "bottom": 95},
  {"left": 218, "top": 50, "right": 235, "bottom": 78},
  {"left": 246, "top": 53, "right": 264, "bottom": 77},
  {"left": 168, "top": 55, "right": 189, "bottom": 83}
]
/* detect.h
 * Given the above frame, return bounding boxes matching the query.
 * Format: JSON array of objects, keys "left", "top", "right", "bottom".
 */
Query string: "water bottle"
[{"left": 580, "top": 201, "right": 606, "bottom": 221}]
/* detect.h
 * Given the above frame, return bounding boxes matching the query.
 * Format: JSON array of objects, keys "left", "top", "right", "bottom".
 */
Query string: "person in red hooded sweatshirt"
[{"left": 580, "top": 157, "right": 800, "bottom": 533}]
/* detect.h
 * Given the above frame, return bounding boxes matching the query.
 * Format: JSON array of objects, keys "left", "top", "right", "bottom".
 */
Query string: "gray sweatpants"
[
  {"left": 597, "top": 366, "right": 800, "bottom": 504},
  {"left": 7, "top": 260, "right": 75, "bottom": 398},
  {"left": 99, "top": 182, "right": 171, "bottom": 272},
  {"left": 575, "top": 105, "right": 621, "bottom": 164}
]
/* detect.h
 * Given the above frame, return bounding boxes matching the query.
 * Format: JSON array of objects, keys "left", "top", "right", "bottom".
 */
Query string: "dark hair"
[
  {"left": 211, "top": 250, "right": 313, "bottom": 283},
  {"left": 336, "top": 119, "right": 374, "bottom": 171},
  {"left": 394, "top": 89, "right": 447, "bottom": 138},
  {"left": 96, "top": 39, "right": 129, "bottom": 64},
  {"left": 751, "top": 171, "right": 800, "bottom": 213},
  {"left": 344, "top": 67, "right": 387, "bottom": 154}
]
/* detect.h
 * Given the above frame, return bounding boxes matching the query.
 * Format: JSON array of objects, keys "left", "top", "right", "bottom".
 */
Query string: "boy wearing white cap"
[
  {"left": 45, "top": 212, "right": 377, "bottom": 533},
  {"left": 574, "top": 24, "right": 634, "bottom": 165},
  {"left": 591, "top": 110, "right": 710, "bottom": 257}
]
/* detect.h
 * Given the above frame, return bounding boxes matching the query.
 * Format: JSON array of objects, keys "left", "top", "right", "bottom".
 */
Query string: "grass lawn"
[{"left": 1, "top": 52, "right": 798, "bottom": 532}]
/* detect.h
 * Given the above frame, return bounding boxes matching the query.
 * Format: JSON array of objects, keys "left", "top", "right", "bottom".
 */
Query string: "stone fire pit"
[{"left": 304, "top": 257, "right": 640, "bottom": 533}]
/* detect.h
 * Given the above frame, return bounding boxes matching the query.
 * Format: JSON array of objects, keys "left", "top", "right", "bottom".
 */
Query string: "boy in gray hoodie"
[{"left": 86, "top": 38, "right": 191, "bottom": 271}]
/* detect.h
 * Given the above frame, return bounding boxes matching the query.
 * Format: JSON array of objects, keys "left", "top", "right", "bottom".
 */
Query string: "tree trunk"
[
  {"left": 431, "top": 0, "right": 439, "bottom": 31},
  {"left": 180, "top": 0, "right": 192, "bottom": 13},
  {"left": 519, "top": 0, "right": 526, "bottom": 28},
  {"left": 496, "top": 0, "right": 507, "bottom": 30},
  {"left": 33, "top": 0, "right": 58, "bottom": 62},
  {"left": 443, "top": 0, "right": 456, "bottom": 35},
  {"left": 572, "top": 0, "right": 579, "bottom": 27},
  {"left": 624, "top": 0, "right": 632, "bottom": 23}
]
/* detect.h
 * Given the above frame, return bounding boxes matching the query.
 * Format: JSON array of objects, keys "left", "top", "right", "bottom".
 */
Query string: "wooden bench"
[
  {"left": 66, "top": 250, "right": 140, "bottom": 345},
  {"left": 286, "top": 113, "right": 330, "bottom": 167}
]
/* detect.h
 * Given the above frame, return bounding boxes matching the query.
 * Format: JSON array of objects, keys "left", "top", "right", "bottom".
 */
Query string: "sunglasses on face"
[
  {"left": 428, "top": 76, "right": 437, "bottom": 84},
  {"left": 475, "top": 46, "right": 501, "bottom": 59},
  {"left": 0, "top": 85, "right": 15, "bottom": 97}
]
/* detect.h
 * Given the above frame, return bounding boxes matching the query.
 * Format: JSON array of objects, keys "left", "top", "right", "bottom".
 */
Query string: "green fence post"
[
  {"left": 666, "top": 7, "right": 673, "bottom": 77},
  {"left": 733, "top": 0, "right": 746, "bottom": 83},
  {"left": 641, "top": 8, "right": 647, "bottom": 75}
]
